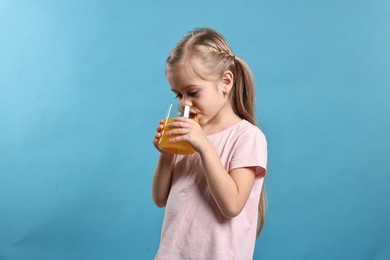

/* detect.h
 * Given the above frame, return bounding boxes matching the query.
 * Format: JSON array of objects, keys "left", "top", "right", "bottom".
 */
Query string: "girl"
[{"left": 152, "top": 28, "right": 267, "bottom": 260}]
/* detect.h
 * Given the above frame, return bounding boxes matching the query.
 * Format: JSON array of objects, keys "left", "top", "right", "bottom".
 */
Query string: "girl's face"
[{"left": 166, "top": 64, "right": 232, "bottom": 128}]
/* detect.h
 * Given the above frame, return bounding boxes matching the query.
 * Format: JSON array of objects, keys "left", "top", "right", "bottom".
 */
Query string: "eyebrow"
[{"left": 171, "top": 85, "right": 200, "bottom": 92}]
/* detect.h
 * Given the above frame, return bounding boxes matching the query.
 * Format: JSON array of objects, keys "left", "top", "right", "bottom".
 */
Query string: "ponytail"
[
  {"left": 231, "top": 56, "right": 266, "bottom": 238},
  {"left": 230, "top": 56, "right": 255, "bottom": 125}
]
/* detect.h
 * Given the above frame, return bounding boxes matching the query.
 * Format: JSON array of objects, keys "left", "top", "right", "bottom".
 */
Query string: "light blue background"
[{"left": 1, "top": 1, "right": 389, "bottom": 259}]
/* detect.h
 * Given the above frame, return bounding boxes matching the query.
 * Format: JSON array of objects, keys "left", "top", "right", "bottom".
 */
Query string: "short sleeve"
[{"left": 229, "top": 125, "right": 267, "bottom": 177}]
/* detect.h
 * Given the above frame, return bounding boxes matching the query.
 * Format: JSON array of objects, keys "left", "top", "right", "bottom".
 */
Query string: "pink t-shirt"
[{"left": 155, "top": 120, "right": 267, "bottom": 260}]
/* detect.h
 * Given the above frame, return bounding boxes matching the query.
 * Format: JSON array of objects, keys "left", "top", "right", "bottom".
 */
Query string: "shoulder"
[
  {"left": 207, "top": 120, "right": 267, "bottom": 150},
  {"left": 227, "top": 120, "right": 268, "bottom": 173},
  {"left": 234, "top": 120, "right": 267, "bottom": 144}
]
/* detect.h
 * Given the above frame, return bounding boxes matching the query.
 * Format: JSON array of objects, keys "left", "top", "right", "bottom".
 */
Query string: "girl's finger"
[
  {"left": 173, "top": 117, "right": 193, "bottom": 122},
  {"left": 168, "top": 121, "right": 191, "bottom": 129},
  {"left": 169, "top": 136, "right": 185, "bottom": 143},
  {"left": 166, "top": 128, "right": 189, "bottom": 136},
  {"left": 156, "top": 124, "right": 165, "bottom": 132}
]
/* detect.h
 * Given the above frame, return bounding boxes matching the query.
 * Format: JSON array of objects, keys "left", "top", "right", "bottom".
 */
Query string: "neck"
[{"left": 202, "top": 104, "right": 241, "bottom": 136}]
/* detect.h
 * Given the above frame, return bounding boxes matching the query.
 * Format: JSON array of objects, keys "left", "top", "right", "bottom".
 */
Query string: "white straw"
[
  {"left": 159, "top": 104, "right": 172, "bottom": 146},
  {"left": 183, "top": 105, "right": 190, "bottom": 118},
  {"left": 164, "top": 104, "right": 172, "bottom": 125}
]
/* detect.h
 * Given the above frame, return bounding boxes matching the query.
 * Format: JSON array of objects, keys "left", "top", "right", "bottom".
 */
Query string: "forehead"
[{"left": 166, "top": 65, "right": 203, "bottom": 90}]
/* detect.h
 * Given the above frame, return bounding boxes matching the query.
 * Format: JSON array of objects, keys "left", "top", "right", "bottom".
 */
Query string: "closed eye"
[
  {"left": 171, "top": 89, "right": 182, "bottom": 99},
  {"left": 189, "top": 91, "right": 198, "bottom": 97},
  {"left": 171, "top": 89, "right": 199, "bottom": 99}
]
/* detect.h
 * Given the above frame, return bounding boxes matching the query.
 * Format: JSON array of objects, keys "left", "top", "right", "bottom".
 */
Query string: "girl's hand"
[
  {"left": 165, "top": 117, "right": 210, "bottom": 153},
  {"left": 153, "top": 120, "right": 172, "bottom": 155}
]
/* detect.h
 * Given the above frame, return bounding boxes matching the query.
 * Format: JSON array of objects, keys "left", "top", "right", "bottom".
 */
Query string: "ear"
[{"left": 221, "top": 70, "right": 234, "bottom": 93}]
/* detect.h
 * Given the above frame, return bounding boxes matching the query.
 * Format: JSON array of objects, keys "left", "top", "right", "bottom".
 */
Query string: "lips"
[
  {"left": 189, "top": 111, "right": 199, "bottom": 119},
  {"left": 189, "top": 112, "right": 197, "bottom": 119}
]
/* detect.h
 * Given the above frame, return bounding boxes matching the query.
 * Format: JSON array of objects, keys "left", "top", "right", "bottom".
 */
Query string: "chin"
[{"left": 197, "top": 118, "right": 205, "bottom": 126}]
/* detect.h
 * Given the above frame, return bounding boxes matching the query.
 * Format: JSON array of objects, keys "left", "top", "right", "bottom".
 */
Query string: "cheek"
[
  {"left": 193, "top": 93, "right": 221, "bottom": 114},
  {"left": 200, "top": 103, "right": 215, "bottom": 115}
]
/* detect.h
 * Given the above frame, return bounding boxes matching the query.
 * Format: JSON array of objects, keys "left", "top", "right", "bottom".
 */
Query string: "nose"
[{"left": 180, "top": 97, "right": 192, "bottom": 109}]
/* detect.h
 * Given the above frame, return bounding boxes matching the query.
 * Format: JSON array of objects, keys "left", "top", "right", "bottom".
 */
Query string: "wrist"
[
  {"left": 197, "top": 139, "right": 215, "bottom": 158},
  {"left": 159, "top": 153, "right": 174, "bottom": 161}
]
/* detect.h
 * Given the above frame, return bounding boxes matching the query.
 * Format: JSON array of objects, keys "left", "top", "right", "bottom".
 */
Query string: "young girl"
[{"left": 152, "top": 28, "right": 267, "bottom": 260}]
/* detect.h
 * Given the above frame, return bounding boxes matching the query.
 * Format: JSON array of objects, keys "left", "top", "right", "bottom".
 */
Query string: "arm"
[
  {"left": 152, "top": 153, "right": 174, "bottom": 208},
  {"left": 198, "top": 141, "right": 257, "bottom": 218},
  {"left": 152, "top": 119, "right": 174, "bottom": 208}
]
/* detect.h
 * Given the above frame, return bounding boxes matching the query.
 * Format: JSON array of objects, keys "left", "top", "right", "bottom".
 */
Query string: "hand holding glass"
[{"left": 158, "top": 104, "right": 198, "bottom": 155}]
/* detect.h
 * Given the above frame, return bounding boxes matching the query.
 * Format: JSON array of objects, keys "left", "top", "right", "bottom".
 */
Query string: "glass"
[{"left": 158, "top": 104, "right": 198, "bottom": 155}]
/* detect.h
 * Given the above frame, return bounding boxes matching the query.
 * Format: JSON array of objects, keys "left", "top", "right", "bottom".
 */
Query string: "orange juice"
[{"left": 158, "top": 118, "right": 198, "bottom": 155}]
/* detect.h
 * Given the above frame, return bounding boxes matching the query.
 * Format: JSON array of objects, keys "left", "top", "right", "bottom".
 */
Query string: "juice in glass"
[{"left": 158, "top": 118, "right": 198, "bottom": 155}]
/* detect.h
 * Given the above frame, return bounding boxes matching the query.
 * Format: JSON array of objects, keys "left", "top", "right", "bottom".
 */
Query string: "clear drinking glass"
[{"left": 158, "top": 104, "right": 198, "bottom": 155}]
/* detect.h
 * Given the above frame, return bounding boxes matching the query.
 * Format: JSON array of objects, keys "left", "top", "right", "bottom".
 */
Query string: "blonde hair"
[{"left": 166, "top": 28, "right": 266, "bottom": 238}]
